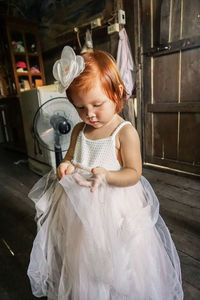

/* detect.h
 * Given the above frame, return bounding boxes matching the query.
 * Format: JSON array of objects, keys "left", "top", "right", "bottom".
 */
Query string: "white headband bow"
[{"left": 53, "top": 46, "right": 85, "bottom": 93}]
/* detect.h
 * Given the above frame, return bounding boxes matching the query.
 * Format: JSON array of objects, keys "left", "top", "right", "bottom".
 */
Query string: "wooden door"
[{"left": 140, "top": 0, "right": 200, "bottom": 175}]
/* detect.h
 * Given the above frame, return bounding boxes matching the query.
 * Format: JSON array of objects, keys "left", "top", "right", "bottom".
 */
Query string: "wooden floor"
[
  {"left": 0, "top": 147, "right": 45, "bottom": 300},
  {"left": 0, "top": 145, "right": 199, "bottom": 299},
  {"left": 143, "top": 168, "right": 200, "bottom": 299}
]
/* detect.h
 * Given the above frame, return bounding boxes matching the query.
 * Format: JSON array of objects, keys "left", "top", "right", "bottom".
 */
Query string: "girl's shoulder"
[
  {"left": 115, "top": 115, "right": 136, "bottom": 135},
  {"left": 117, "top": 121, "right": 140, "bottom": 145}
]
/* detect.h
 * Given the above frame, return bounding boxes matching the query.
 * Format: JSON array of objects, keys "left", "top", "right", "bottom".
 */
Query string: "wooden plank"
[
  {"left": 152, "top": 0, "right": 162, "bottom": 46},
  {"left": 142, "top": 1, "right": 152, "bottom": 162},
  {"left": 148, "top": 102, "right": 200, "bottom": 112},
  {"left": 143, "top": 35, "right": 200, "bottom": 57},
  {"left": 133, "top": 0, "right": 142, "bottom": 140},
  {"left": 144, "top": 175, "right": 200, "bottom": 237},
  {"left": 179, "top": 251, "right": 200, "bottom": 288},
  {"left": 153, "top": 113, "right": 178, "bottom": 160},
  {"left": 143, "top": 56, "right": 152, "bottom": 160},
  {"left": 141, "top": 0, "right": 155, "bottom": 162},
  {"left": 42, "top": 22, "right": 108, "bottom": 54},
  {"left": 153, "top": 54, "right": 179, "bottom": 103},
  {"left": 45, "top": 0, "right": 106, "bottom": 37},
  {"left": 0, "top": 238, "right": 38, "bottom": 300},
  {"left": 159, "top": 195, "right": 200, "bottom": 230},
  {"left": 171, "top": 0, "right": 181, "bottom": 42},
  {"left": 141, "top": 0, "right": 151, "bottom": 50},
  {"left": 144, "top": 170, "right": 200, "bottom": 216},
  {"left": 160, "top": 0, "right": 170, "bottom": 43},
  {"left": 182, "top": 0, "right": 200, "bottom": 38},
  {"left": 0, "top": 175, "right": 36, "bottom": 215},
  {"left": 121, "top": 98, "right": 136, "bottom": 127},
  {"left": 147, "top": 156, "right": 200, "bottom": 174},
  {"left": 164, "top": 219, "right": 200, "bottom": 261},
  {"left": 182, "top": 281, "right": 200, "bottom": 300},
  {"left": 179, "top": 113, "right": 200, "bottom": 164},
  {"left": 0, "top": 172, "right": 39, "bottom": 299},
  {"left": 143, "top": 167, "right": 200, "bottom": 191},
  {"left": 142, "top": 0, "right": 156, "bottom": 160},
  {"left": 181, "top": 48, "right": 200, "bottom": 102},
  {"left": 109, "top": 32, "right": 119, "bottom": 57},
  {"left": 143, "top": 167, "right": 200, "bottom": 231},
  {"left": 144, "top": 178, "right": 200, "bottom": 210}
]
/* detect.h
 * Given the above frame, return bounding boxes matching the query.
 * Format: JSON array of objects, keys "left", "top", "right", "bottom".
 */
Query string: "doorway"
[{"left": 137, "top": 0, "right": 200, "bottom": 175}]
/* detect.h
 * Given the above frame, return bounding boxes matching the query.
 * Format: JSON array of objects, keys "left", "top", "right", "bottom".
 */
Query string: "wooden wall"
[
  {"left": 139, "top": 0, "right": 200, "bottom": 175},
  {"left": 39, "top": 0, "right": 135, "bottom": 86},
  {"left": 42, "top": 29, "right": 113, "bottom": 84},
  {"left": 39, "top": 0, "right": 115, "bottom": 84}
]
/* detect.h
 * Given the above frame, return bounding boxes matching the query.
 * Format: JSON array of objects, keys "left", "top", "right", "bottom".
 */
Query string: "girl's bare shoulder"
[{"left": 118, "top": 122, "right": 140, "bottom": 144}]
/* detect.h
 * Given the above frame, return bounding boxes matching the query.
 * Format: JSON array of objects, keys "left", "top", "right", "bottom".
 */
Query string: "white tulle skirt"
[{"left": 27, "top": 168, "right": 183, "bottom": 300}]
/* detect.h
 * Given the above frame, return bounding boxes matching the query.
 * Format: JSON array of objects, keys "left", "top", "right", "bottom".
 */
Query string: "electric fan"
[{"left": 33, "top": 97, "right": 81, "bottom": 167}]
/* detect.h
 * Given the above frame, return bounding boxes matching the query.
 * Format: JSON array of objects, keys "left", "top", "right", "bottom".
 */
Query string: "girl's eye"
[
  {"left": 76, "top": 106, "right": 85, "bottom": 110},
  {"left": 94, "top": 103, "right": 102, "bottom": 107}
]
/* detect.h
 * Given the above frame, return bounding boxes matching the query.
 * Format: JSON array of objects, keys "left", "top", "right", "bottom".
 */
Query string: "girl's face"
[{"left": 71, "top": 80, "right": 117, "bottom": 128}]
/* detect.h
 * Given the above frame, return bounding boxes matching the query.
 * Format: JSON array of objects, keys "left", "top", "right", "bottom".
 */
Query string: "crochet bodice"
[{"left": 72, "top": 121, "right": 131, "bottom": 171}]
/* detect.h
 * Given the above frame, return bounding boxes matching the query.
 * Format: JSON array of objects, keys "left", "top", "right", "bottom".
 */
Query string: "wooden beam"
[
  {"left": 143, "top": 35, "right": 200, "bottom": 57},
  {"left": 145, "top": 156, "right": 200, "bottom": 174},
  {"left": 147, "top": 102, "right": 200, "bottom": 112}
]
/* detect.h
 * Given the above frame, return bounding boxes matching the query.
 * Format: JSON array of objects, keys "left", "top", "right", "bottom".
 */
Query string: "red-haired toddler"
[{"left": 27, "top": 46, "right": 183, "bottom": 300}]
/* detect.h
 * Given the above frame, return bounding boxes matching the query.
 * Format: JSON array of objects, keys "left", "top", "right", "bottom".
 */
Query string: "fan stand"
[
  {"left": 50, "top": 114, "right": 72, "bottom": 167},
  {"left": 54, "top": 133, "right": 63, "bottom": 167}
]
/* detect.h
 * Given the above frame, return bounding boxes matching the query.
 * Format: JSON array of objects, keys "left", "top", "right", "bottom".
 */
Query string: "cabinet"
[{"left": 6, "top": 17, "right": 46, "bottom": 94}]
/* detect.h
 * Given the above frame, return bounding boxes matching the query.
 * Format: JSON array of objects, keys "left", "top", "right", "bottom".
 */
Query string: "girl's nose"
[{"left": 86, "top": 107, "right": 95, "bottom": 118}]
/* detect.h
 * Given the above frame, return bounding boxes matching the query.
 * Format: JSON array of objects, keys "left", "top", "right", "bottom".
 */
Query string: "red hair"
[{"left": 67, "top": 50, "right": 127, "bottom": 113}]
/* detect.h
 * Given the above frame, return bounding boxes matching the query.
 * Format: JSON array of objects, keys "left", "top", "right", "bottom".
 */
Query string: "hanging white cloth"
[
  {"left": 117, "top": 28, "right": 135, "bottom": 99},
  {"left": 81, "top": 29, "right": 93, "bottom": 54}
]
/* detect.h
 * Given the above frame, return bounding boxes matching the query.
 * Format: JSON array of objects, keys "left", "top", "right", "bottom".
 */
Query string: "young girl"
[{"left": 27, "top": 46, "right": 183, "bottom": 300}]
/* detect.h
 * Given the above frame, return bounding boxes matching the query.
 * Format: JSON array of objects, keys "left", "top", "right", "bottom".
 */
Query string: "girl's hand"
[
  {"left": 74, "top": 167, "right": 108, "bottom": 192},
  {"left": 57, "top": 161, "right": 75, "bottom": 179}
]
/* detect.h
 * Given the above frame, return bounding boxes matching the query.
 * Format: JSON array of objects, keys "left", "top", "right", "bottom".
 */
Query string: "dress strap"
[
  {"left": 112, "top": 121, "right": 132, "bottom": 138},
  {"left": 82, "top": 123, "right": 87, "bottom": 131}
]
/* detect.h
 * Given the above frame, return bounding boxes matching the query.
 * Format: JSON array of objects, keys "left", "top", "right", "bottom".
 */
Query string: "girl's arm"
[
  {"left": 56, "top": 122, "right": 84, "bottom": 179},
  {"left": 93, "top": 124, "right": 142, "bottom": 187},
  {"left": 63, "top": 122, "right": 84, "bottom": 162}
]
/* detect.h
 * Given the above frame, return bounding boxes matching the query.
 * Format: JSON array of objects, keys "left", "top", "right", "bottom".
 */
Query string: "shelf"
[
  {"left": 30, "top": 72, "right": 42, "bottom": 76},
  {"left": 14, "top": 51, "right": 26, "bottom": 55},
  {"left": 6, "top": 18, "right": 46, "bottom": 94},
  {"left": 16, "top": 72, "right": 41, "bottom": 76},
  {"left": 14, "top": 52, "right": 39, "bottom": 57},
  {"left": 28, "top": 52, "right": 39, "bottom": 56},
  {"left": 16, "top": 72, "right": 28, "bottom": 75}
]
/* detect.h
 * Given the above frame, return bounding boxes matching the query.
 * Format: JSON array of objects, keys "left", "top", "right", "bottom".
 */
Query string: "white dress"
[{"left": 27, "top": 122, "right": 183, "bottom": 300}]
